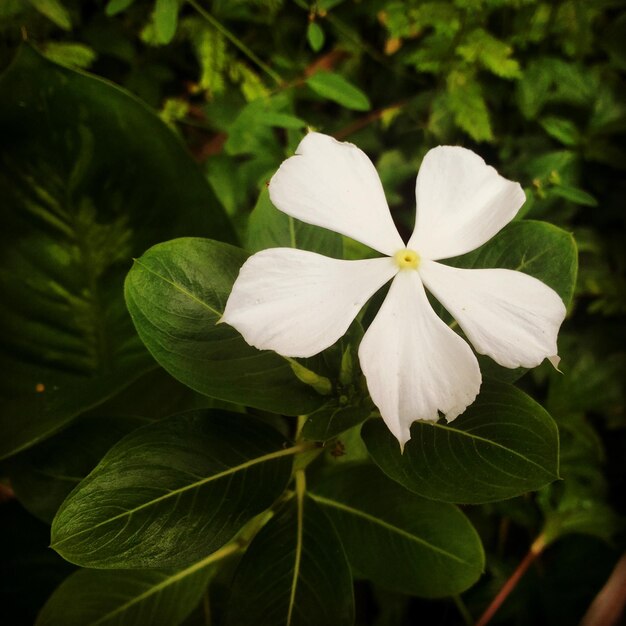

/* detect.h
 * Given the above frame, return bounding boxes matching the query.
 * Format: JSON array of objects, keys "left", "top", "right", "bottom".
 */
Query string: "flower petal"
[
  {"left": 419, "top": 260, "right": 566, "bottom": 369},
  {"left": 358, "top": 270, "right": 481, "bottom": 449},
  {"left": 222, "top": 248, "right": 398, "bottom": 358},
  {"left": 269, "top": 132, "right": 405, "bottom": 256},
  {"left": 408, "top": 146, "right": 526, "bottom": 260}
]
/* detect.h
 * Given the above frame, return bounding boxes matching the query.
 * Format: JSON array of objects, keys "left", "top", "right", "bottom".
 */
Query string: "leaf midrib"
[
  {"left": 52, "top": 444, "right": 303, "bottom": 547},
  {"left": 309, "top": 493, "right": 472, "bottom": 566}
]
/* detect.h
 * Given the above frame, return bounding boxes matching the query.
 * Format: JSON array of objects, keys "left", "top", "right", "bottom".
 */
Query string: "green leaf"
[
  {"left": 8, "top": 415, "right": 144, "bottom": 523},
  {"left": 307, "top": 21, "right": 325, "bottom": 52},
  {"left": 306, "top": 71, "right": 371, "bottom": 111},
  {"left": 40, "top": 43, "right": 96, "bottom": 69},
  {"left": 362, "top": 382, "right": 560, "bottom": 504},
  {"left": 224, "top": 496, "right": 354, "bottom": 626},
  {"left": 247, "top": 187, "right": 343, "bottom": 257},
  {"left": 451, "top": 220, "right": 578, "bottom": 308},
  {"left": 153, "top": 0, "right": 179, "bottom": 45},
  {"left": 105, "top": 0, "right": 136, "bottom": 15},
  {"left": 36, "top": 555, "right": 219, "bottom": 626},
  {"left": 446, "top": 71, "right": 493, "bottom": 142},
  {"left": 124, "top": 237, "right": 323, "bottom": 415},
  {"left": 457, "top": 28, "right": 521, "bottom": 79},
  {"left": 540, "top": 116, "right": 581, "bottom": 147},
  {"left": 0, "top": 47, "right": 234, "bottom": 459},
  {"left": 310, "top": 465, "right": 484, "bottom": 597},
  {"left": 302, "top": 404, "right": 371, "bottom": 441},
  {"left": 51, "top": 410, "right": 295, "bottom": 568},
  {"left": 28, "top": 0, "right": 71, "bottom": 30},
  {"left": 551, "top": 184, "right": 598, "bottom": 206}
]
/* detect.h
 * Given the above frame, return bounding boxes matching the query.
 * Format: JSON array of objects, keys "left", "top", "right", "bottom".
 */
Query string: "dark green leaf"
[
  {"left": 224, "top": 496, "right": 354, "bottom": 626},
  {"left": 310, "top": 465, "right": 484, "bottom": 597},
  {"left": 8, "top": 415, "right": 145, "bottom": 523},
  {"left": 28, "top": 0, "right": 71, "bottom": 29},
  {"left": 302, "top": 404, "right": 371, "bottom": 441},
  {"left": 306, "top": 71, "right": 371, "bottom": 111},
  {"left": 551, "top": 185, "right": 598, "bottom": 206},
  {"left": 51, "top": 410, "right": 295, "bottom": 568},
  {"left": 36, "top": 558, "right": 216, "bottom": 626},
  {"left": 124, "top": 237, "right": 323, "bottom": 415},
  {"left": 451, "top": 220, "right": 578, "bottom": 308},
  {"left": 540, "top": 116, "right": 581, "bottom": 146},
  {"left": 363, "top": 382, "right": 560, "bottom": 504},
  {"left": 247, "top": 187, "right": 343, "bottom": 257},
  {"left": 105, "top": 0, "right": 135, "bottom": 16},
  {"left": 0, "top": 47, "right": 234, "bottom": 459}
]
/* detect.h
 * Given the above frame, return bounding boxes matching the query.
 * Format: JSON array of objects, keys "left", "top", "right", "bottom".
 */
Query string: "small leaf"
[
  {"left": 28, "top": 0, "right": 71, "bottom": 30},
  {"left": 153, "top": 0, "right": 179, "bottom": 45},
  {"left": 51, "top": 410, "right": 295, "bottom": 568},
  {"left": 540, "top": 116, "right": 581, "bottom": 146},
  {"left": 307, "top": 21, "right": 325, "bottom": 52},
  {"left": 363, "top": 382, "right": 560, "bottom": 504},
  {"left": 311, "top": 465, "right": 484, "bottom": 597},
  {"left": 105, "top": 0, "right": 136, "bottom": 16},
  {"left": 124, "top": 237, "right": 323, "bottom": 415},
  {"left": 247, "top": 187, "right": 343, "bottom": 257},
  {"left": 40, "top": 43, "right": 96, "bottom": 69},
  {"left": 306, "top": 71, "right": 371, "bottom": 111},
  {"left": 224, "top": 496, "right": 354, "bottom": 626},
  {"left": 551, "top": 184, "right": 598, "bottom": 206},
  {"left": 36, "top": 555, "right": 219, "bottom": 626},
  {"left": 446, "top": 70, "right": 493, "bottom": 142},
  {"left": 302, "top": 404, "right": 371, "bottom": 441}
]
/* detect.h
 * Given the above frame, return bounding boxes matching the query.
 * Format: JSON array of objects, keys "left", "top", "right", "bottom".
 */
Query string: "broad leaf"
[
  {"left": 124, "top": 237, "right": 323, "bottom": 415},
  {"left": 224, "top": 496, "right": 354, "bottom": 626},
  {"left": 247, "top": 187, "right": 343, "bottom": 258},
  {"left": 363, "top": 382, "right": 560, "bottom": 504},
  {"left": 0, "top": 46, "right": 234, "bottom": 459},
  {"left": 51, "top": 410, "right": 295, "bottom": 568},
  {"left": 36, "top": 557, "right": 217, "bottom": 626},
  {"left": 310, "top": 465, "right": 484, "bottom": 597}
]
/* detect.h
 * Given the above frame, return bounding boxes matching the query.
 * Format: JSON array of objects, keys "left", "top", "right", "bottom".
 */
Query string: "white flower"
[{"left": 222, "top": 132, "right": 566, "bottom": 448}]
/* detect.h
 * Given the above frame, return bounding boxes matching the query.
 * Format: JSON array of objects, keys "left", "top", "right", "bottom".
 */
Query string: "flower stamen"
[{"left": 394, "top": 249, "right": 420, "bottom": 270}]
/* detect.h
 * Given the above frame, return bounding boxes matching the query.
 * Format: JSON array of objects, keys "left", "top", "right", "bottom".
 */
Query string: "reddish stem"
[{"left": 475, "top": 535, "right": 546, "bottom": 626}]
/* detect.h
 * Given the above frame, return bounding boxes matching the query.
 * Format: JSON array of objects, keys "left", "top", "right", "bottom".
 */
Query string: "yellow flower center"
[{"left": 394, "top": 248, "right": 420, "bottom": 270}]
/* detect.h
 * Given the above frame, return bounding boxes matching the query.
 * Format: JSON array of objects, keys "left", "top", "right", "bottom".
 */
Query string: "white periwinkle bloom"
[{"left": 223, "top": 133, "right": 566, "bottom": 448}]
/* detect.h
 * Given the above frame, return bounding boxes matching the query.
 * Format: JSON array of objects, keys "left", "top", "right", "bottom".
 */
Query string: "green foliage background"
[{"left": 0, "top": 0, "right": 625, "bottom": 624}]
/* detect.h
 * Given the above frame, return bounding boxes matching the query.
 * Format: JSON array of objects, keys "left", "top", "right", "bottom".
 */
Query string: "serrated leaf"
[
  {"left": 124, "top": 237, "right": 323, "bottom": 415},
  {"left": 36, "top": 555, "right": 219, "bottom": 626},
  {"left": 306, "top": 71, "right": 371, "bottom": 111},
  {"left": 363, "top": 382, "right": 560, "bottom": 504},
  {"left": 51, "top": 410, "right": 295, "bottom": 568},
  {"left": 310, "top": 465, "right": 484, "bottom": 596},
  {"left": 457, "top": 28, "right": 521, "bottom": 79},
  {"left": 247, "top": 187, "right": 343, "bottom": 257},
  {"left": 446, "top": 71, "right": 493, "bottom": 142},
  {"left": 0, "top": 47, "right": 234, "bottom": 459},
  {"left": 224, "top": 496, "right": 354, "bottom": 626}
]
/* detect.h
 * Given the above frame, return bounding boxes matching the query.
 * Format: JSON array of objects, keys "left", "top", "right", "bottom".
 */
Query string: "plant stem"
[
  {"left": 187, "top": 0, "right": 283, "bottom": 86},
  {"left": 475, "top": 534, "right": 546, "bottom": 626},
  {"left": 452, "top": 594, "right": 474, "bottom": 626}
]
